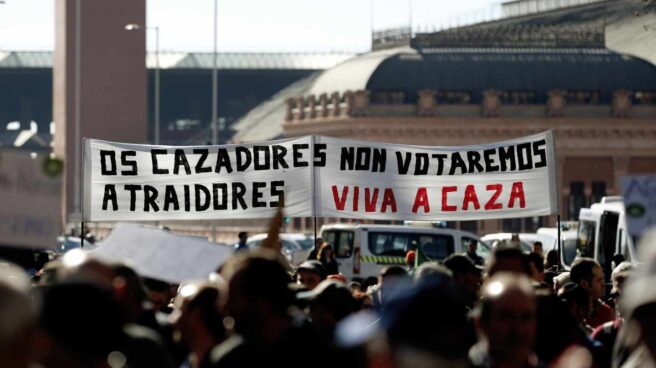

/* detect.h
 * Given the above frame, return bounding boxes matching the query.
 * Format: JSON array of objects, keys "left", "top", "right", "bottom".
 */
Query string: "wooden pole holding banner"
[
  {"left": 557, "top": 214, "right": 561, "bottom": 265},
  {"left": 80, "top": 138, "right": 85, "bottom": 249},
  {"left": 311, "top": 135, "right": 318, "bottom": 244}
]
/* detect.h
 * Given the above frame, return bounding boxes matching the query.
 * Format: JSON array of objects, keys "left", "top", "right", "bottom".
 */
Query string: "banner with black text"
[{"left": 83, "top": 132, "right": 558, "bottom": 221}]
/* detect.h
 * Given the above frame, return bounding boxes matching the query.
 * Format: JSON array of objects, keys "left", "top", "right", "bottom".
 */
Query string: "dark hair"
[
  {"left": 544, "top": 249, "right": 560, "bottom": 269},
  {"left": 238, "top": 232, "right": 248, "bottom": 239},
  {"left": 526, "top": 252, "right": 545, "bottom": 274},
  {"left": 360, "top": 276, "right": 378, "bottom": 292},
  {"left": 487, "top": 247, "right": 531, "bottom": 276},
  {"left": 186, "top": 286, "right": 226, "bottom": 341},
  {"left": 558, "top": 282, "right": 589, "bottom": 312},
  {"left": 569, "top": 258, "right": 600, "bottom": 284},
  {"left": 380, "top": 266, "right": 407, "bottom": 279},
  {"left": 230, "top": 255, "right": 293, "bottom": 316},
  {"left": 317, "top": 243, "right": 335, "bottom": 262}
]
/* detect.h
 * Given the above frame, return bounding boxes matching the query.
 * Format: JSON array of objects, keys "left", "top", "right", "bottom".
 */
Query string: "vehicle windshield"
[{"left": 577, "top": 220, "right": 596, "bottom": 259}]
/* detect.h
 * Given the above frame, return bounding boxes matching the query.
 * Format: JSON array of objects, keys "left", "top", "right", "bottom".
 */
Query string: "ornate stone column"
[
  {"left": 483, "top": 89, "right": 501, "bottom": 117},
  {"left": 331, "top": 92, "right": 341, "bottom": 117},
  {"left": 307, "top": 95, "right": 317, "bottom": 119},
  {"left": 294, "top": 96, "right": 305, "bottom": 120},
  {"left": 547, "top": 89, "right": 566, "bottom": 117},
  {"left": 417, "top": 89, "right": 437, "bottom": 116},
  {"left": 351, "top": 90, "right": 370, "bottom": 116},
  {"left": 612, "top": 89, "right": 631, "bottom": 118},
  {"left": 318, "top": 93, "right": 329, "bottom": 118}
]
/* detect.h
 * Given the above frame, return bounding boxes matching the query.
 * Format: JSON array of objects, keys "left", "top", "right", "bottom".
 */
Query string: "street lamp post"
[
  {"left": 211, "top": 0, "right": 219, "bottom": 242},
  {"left": 125, "top": 24, "right": 160, "bottom": 145}
]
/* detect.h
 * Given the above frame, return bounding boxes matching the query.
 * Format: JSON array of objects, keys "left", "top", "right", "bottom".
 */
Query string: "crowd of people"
[{"left": 1, "top": 230, "right": 655, "bottom": 368}]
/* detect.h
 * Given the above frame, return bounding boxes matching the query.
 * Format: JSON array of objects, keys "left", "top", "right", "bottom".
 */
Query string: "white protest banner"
[
  {"left": 84, "top": 136, "right": 315, "bottom": 221},
  {"left": 621, "top": 174, "right": 656, "bottom": 237},
  {"left": 84, "top": 131, "right": 558, "bottom": 221},
  {"left": 89, "top": 223, "right": 232, "bottom": 283},
  {"left": 0, "top": 149, "right": 62, "bottom": 249},
  {"left": 315, "top": 131, "right": 558, "bottom": 220}
]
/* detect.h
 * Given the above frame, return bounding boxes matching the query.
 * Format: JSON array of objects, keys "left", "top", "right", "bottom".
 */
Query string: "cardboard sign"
[
  {"left": 89, "top": 223, "right": 232, "bottom": 283},
  {"left": 84, "top": 132, "right": 558, "bottom": 221}
]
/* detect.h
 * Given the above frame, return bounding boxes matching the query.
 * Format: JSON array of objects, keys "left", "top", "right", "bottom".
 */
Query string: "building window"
[
  {"left": 568, "top": 181, "right": 586, "bottom": 220},
  {"left": 590, "top": 181, "right": 606, "bottom": 205}
]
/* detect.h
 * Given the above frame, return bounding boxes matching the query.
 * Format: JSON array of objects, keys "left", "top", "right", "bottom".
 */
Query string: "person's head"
[
  {"left": 38, "top": 282, "right": 126, "bottom": 367},
  {"left": 110, "top": 264, "right": 148, "bottom": 324},
  {"left": 611, "top": 261, "right": 633, "bottom": 298},
  {"left": 553, "top": 272, "right": 571, "bottom": 294},
  {"left": 384, "top": 274, "right": 470, "bottom": 364},
  {"left": 570, "top": 258, "right": 605, "bottom": 300},
  {"left": 486, "top": 247, "right": 531, "bottom": 277},
  {"left": 143, "top": 277, "right": 173, "bottom": 312},
  {"left": 171, "top": 283, "right": 226, "bottom": 348},
  {"left": 526, "top": 252, "right": 545, "bottom": 283},
  {"left": 558, "top": 282, "right": 590, "bottom": 324},
  {"left": 238, "top": 232, "right": 248, "bottom": 244},
  {"left": 443, "top": 255, "right": 481, "bottom": 305},
  {"left": 0, "top": 263, "right": 35, "bottom": 368},
  {"left": 360, "top": 276, "right": 378, "bottom": 292},
  {"left": 317, "top": 243, "right": 335, "bottom": 263},
  {"left": 296, "top": 260, "right": 326, "bottom": 290},
  {"left": 221, "top": 252, "right": 293, "bottom": 339},
  {"left": 510, "top": 233, "right": 521, "bottom": 247},
  {"left": 405, "top": 250, "right": 416, "bottom": 268},
  {"left": 544, "top": 249, "right": 560, "bottom": 269},
  {"left": 314, "top": 237, "right": 323, "bottom": 249},
  {"left": 532, "top": 242, "right": 543, "bottom": 256},
  {"left": 475, "top": 272, "right": 536, "bottom": 365},
  {"left": 467, "top": 241, "right": 478, "bottom": 255},
  {"left": 378, "top": 266, "right": 407, "bottom": 286},
  {"left": 299, "top": 280, "right": 358, "bottom": 338}
]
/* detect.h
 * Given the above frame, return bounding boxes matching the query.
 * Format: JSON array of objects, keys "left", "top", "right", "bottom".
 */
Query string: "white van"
[
  {"left": 573, "top": 196, "right": 637, "bottom": 278},
  {"left": 319, "top": 224, "right": 490, "bottom": 280}
]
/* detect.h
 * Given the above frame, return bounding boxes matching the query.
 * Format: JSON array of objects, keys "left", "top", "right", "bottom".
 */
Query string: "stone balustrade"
[{"left": 284, "top": 88, "right": 654, "bottom": 122}]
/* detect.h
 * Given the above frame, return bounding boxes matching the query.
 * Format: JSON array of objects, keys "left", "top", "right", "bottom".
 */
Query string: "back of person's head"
[
  {"left": 380, "top": 266, "right": 407, "bottom": 280},
  {"left": 0, "top": 263, "right": 35, "bottom": 368},
  {"left": 111, "top": 264, "right": 148, "bottom": 322},
  {"left": 544, "top": 249, "right": 560, "bottom": 269},
  {"left": 317, "top": 243, "right": 334, "bottom": 261},
  {"left": 526, "top": 252, "right": 545, "bottom": 281},
  {"left": 360, "top": 276, "right": 378, "bottom": 292},
  {"left": 557, "top": 282, "right": 590, "bottom": 321},
  {"left": 534, "top": 292, "right": 589, "bottom": 364},
  {"left": 414, "top": 261, "right": 452, "bottom": 282},
  {"left": 486, "top": 247, "right": 531, "bottom": 277},
  {"left": 383, "top": 274, "right": 469, "bottom": 364},
  {"left": 238, "top": 232, "right": 248, "bottom": 242},
  {"left": 39, "top": 282, "right": 125, "bottom": 365},
  {"left": 569, "top": 258, "right": 599, "bottom": 285},
  {"left": 176, "top": 283, "right": 226, "bottom": 342},
  {"left": 223, "top": 252, "right": 293, "bottom": 317}
]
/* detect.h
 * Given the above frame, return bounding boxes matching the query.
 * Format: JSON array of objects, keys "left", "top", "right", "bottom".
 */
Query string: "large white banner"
[{"left": 84, "top": 132, "right": 558, "bottom": 221}]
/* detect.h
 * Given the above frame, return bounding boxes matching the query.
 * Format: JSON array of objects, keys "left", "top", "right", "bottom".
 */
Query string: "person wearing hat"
[
  {"left": 443, "top": 254, "right": 482, "bottom": 310},
  {"left": 297, "top": 280, "right": 358, "bottom": 341},
  {"left": 295, "top": 260, "right": 326, "bottom": 290}
]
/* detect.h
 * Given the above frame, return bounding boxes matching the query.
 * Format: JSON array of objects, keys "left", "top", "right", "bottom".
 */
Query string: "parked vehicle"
[
  {"left": 480, "top": 233, "right": 538, "bottom": 253},
  {"left": 319, "top": 224, "right": 490, "bottom": 280},
  {"left": 573, "top": 196, "right": 636, "bottom": 279},
  {"left": 577, "top": 197, "right": 637, "bottom": 269},
  {"left": 246, "top": 233, "right": 314, "bottom": 265}
]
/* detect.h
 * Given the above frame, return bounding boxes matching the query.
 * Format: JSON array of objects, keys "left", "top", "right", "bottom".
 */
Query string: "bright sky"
[{"left": 0, "top": 0, "right": 498, "bottom": 53}]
